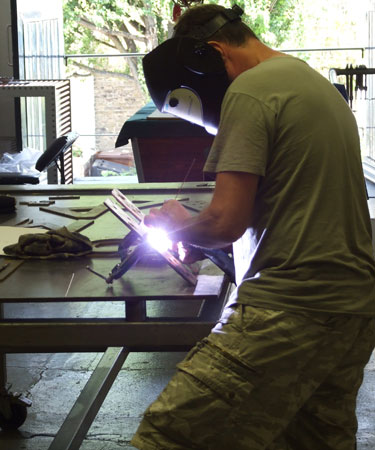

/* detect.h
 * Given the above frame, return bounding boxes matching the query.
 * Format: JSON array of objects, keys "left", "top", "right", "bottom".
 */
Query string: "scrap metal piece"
[
  {"left": 14, "top": 219, "right": 94, "bottom": 233},
  {"left": 15, "top": 218, "right": 33, "bottom": 226},
  {"left": 20, "top": 223, "right": 56, "bottom": 231},
  {"left": 90, "top": 239, "right": 123, "bottom": 257},
  {"left": 39, "top": 204, "right": 108, "bottom": 220},
  {"left": 14, "top": 218, "right": 57, "bottom": 231},
  {"left": 0, "top": 263, "right": 9, "bottom": 273},
  {"left": 49, "top": 195, "right": 80, "bottom": 200},
  {"left": 67, "top": 220, "right": 95, "bottom": 233},
  {"left": 19, "top": 200, "right": 55, "bottom": 206},
  {"left": 0, "top": 260, "right": 24, "bottom": 282}
]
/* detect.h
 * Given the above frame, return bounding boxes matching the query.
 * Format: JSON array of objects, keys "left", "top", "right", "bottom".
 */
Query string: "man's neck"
[
  {"left": 208, "top": 38, "right": 287, "bottom": 81},
  {"left": 231, "top": 39, "right": 286, "bottom": 76}
]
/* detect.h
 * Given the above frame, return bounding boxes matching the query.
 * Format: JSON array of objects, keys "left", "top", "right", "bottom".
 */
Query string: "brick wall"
[{"left": 93, "top": 73, "right": 146, "bottom": 154}]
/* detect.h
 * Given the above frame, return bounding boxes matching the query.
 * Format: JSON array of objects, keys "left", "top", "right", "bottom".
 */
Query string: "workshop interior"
[{"left": 0, "top": 0, "right": 375, "bottom": 449}]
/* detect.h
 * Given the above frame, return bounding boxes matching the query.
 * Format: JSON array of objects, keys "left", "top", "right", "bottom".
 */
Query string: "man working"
[{"left": 131, "top": 4, "right": 375, "bottom": 450}]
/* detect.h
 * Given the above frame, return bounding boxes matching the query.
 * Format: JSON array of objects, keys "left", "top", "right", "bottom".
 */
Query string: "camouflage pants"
[{"left": 131, "top": 304, "right": 375, "bottom": 450}]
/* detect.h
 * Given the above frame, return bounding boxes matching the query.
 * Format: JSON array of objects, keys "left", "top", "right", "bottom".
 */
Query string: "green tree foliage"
[
  {"left": 63, "top": 0, "right": 301, "bottom": 91},
  {"left": 63, "top": 0, "right": 171, "bottom": 57},
  {"left": 204, "top": 0, "right": 300, "bottom": 47}
]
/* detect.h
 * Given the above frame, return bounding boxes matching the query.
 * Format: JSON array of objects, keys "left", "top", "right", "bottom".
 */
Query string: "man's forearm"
[
  {"left": 145, "top": 172, "right": 257, "bottom": 249},
  {"left": 169, "top": 207, "right": 237, "bottom": 249}
]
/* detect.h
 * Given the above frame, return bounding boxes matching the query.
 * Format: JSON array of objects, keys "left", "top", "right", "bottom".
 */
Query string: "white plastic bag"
[{"left": 0, "top": 147, "right": 43, "bottom": 175}]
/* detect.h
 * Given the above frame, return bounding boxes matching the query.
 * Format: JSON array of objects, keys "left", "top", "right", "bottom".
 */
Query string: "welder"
[{"left": 131, "top": 4, "right": 375, "bottom": 450}]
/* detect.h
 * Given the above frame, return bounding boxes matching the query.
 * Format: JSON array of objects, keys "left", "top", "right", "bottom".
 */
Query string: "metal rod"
[
  {"left": 64, "top": 273, "right": 75, "bottom": 298},
  {"left": 61, "top": 46, "right": 375, "bottom": 62},
  {"left": 64, "top": 52, "right": 147, "bottom": 61},
  {"left": 330, "top": 67, "right": 375, "bottom": 75},
  {"left": 48, "top": 347, "right": 129, "bottom": 450},
  {"left": 281, "top": 46, "right": 368, "bottom": 54},
  {"left": 86, "top": 266, "right": 108, "bottom": 281},
  {"left": 0, "top": 303, "right": 6, "bottom": 391},
  {"left": 175, "top": 158, "right": 196, "bottom": 200}
]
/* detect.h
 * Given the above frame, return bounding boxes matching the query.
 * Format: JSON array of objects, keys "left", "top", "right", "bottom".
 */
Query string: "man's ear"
[
  {"left": 207, "top": 41, "right": 225, "bottom": 55},
  {"left": 207, "top": 41, "right": 230, "bottom": 63}
]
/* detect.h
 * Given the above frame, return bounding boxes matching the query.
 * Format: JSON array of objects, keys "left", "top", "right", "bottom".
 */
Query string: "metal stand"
[
  {"left": 49, "top": 347, "right": 129, "bottom": 450},
  {"left": 0, "top": 303, "right": 6, "bottom": 391}
]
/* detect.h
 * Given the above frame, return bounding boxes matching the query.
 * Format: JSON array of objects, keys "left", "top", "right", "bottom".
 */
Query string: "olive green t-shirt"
[{"left": 204, "top": 55, "right": 375, "bottom": 316}]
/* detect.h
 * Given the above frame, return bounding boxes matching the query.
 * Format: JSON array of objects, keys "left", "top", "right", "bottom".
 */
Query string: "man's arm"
[{"left": 145, "top": 171, "right": 259, "bottom": 248}]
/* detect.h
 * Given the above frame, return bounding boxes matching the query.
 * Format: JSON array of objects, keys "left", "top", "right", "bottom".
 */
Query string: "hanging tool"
[{"left": 355, "top": 65, "right": 368, "bottom": 100}]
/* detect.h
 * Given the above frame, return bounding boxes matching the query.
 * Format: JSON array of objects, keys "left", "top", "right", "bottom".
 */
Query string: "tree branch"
[
  {"left": 78, "top": 17, "right": 149, "bottom": 44},
  {"left": 269, "top": 0, "right": 279, "bottom": 13},
  {"left": 94, "top": 38, "right": 117, "bottom": 50},
  {"left": 69, "top": 60, "right": 147, "bottom": 101},
  {"left": 69, "top": 60, "right": 133, "bottom": 80}
]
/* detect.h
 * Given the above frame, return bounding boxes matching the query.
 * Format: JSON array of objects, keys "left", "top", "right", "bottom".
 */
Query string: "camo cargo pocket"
[
  {"left": 137, "top": 338, "right": 262, "bottom": 450},
  {"left": 177, "top": 338, "right": 259, "bottom": 407}
]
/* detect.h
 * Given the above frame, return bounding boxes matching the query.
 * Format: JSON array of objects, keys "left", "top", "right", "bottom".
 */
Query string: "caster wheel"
[{"left": 0, "top": 402, "right": 28, "bottom": 430}]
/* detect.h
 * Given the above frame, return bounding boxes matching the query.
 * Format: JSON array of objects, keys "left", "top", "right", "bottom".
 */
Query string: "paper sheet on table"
[{"left": 0, "top": 226, "right": 47, "bottom": 255}]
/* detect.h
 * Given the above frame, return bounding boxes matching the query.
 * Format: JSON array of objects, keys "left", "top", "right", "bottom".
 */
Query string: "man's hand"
[
  {"left": 144, "top": 199, "right": 191, "bottom": 232},
  {"left": 144, "top": 200, "right": 207, "bottom": 264},
  {"left": 177, "top": 242, "right": 206, "bottom": 264},
  {"left": 145, "top": 171, "right": 258, "bottom": 250}
]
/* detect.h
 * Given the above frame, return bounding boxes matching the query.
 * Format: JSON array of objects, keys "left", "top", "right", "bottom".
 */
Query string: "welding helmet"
[{"left": 142, "top": 5, "right": 244, "bottom": 135}]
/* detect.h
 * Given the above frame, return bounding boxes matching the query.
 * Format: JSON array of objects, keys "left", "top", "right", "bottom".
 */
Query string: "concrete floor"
[
  {"left": 1, "top": 351, "right": 185, "bottom": 450},
  {"left": 0, "top": 299, "right": 375, "bottom": 450}
]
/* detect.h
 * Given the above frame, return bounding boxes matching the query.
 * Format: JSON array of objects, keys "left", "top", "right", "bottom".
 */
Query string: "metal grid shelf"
[{"left": 0, "top": 79, "right": 72, "bottom": 184}]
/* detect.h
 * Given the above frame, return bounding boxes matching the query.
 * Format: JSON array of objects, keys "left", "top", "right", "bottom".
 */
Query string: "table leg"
[
  {"left": 48, "top": 347, "right": 129, "bottom": 450},
  {"left": 125, "top": 299, "right": 146, "bottom": 322},
  {"left": 0, "top": 303, "right": 6, "bottom": 391}
]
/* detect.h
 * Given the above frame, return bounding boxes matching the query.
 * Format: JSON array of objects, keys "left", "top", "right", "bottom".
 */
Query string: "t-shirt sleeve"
[{"left": 204, "top": 91, "right": 275, "bottom": 176}]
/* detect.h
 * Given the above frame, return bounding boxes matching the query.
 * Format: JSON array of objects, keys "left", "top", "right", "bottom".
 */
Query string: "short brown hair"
[{"left": 173, "top": 4, "right": 258, "bottom": 46}]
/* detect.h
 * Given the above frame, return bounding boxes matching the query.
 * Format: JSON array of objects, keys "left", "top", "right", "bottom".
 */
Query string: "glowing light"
[
  {"left": 146, "top": 228, "right": 172, "bottom": 253},
  {"left": 205, "top": 124, "right": 218, "bottom": 136},
  {"left": 177, "top": 241, "right": 187, "bottom": 261}
]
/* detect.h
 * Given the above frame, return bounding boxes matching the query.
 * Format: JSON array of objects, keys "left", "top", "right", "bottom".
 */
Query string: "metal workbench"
[{"left": 0, "top": 182, "right": 232, "bottom": 449}]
